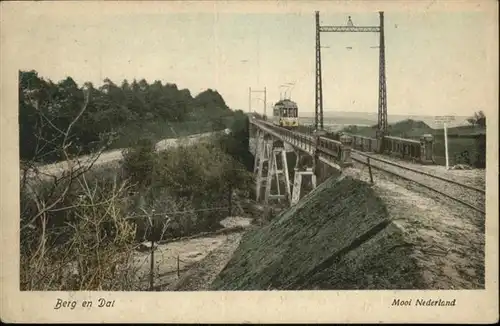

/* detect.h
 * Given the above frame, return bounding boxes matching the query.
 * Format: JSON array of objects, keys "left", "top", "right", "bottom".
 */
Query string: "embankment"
[{"left": 210, "top": 173, "right": 483, "bottom": 290}]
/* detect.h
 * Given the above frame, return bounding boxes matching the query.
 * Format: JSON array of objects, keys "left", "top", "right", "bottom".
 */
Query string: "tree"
[
  {"left": 467, "top": 110, "right": 486, "bottom": 128},
  {"left": 19, "top": 70, "right": 238, "bottom": 164},
  {"left": 122, "top": 138, "right": 157, "bottom": 191},
  {"left": 19, "top": 85, "right": 143, "bottom": 290},
  {"left": 18, "top": 69, "right": 252, "bottom": 290},
  {"left": 219, "top": 112, "right": 253, "bottom": 170},
  {"left": 466, "top": 111, "right": 486, "bottom": 168}
]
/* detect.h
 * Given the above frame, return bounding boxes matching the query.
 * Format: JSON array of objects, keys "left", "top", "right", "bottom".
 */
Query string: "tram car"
[{"left": 271, "top": 99, "right": 299, "bottom": 128}]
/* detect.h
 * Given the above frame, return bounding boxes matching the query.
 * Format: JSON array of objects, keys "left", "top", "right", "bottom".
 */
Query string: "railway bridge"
[
  {"left": 251, "top": 118, "right": 352, "bottom": 205},
  {"left": 248, "top": 11, "right": 444, "bottom": 207},
  {"left": 249, "top": 117, "right": 479, "bottom": 211}
]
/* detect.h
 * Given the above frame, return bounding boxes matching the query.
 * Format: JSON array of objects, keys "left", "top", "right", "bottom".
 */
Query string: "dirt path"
[
  {"left": 167, "top": 233, "right": 245, "bottom": 291},
  {"left": 31, "top": 131, "right": 217, "bottom": 179},
  {"left": 343, "top": 166, "right": 485, "bottom": 289},
  {"left": 128, "top": 216, "right": 253, "bottom": 291},
  {"left": 130, "top": 234, "right": 228, "bottom": 290}
]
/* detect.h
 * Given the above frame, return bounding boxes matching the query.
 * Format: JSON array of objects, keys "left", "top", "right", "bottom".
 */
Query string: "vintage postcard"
[{"left": 1, "top": 0, "right": 498, "bottom": 323}]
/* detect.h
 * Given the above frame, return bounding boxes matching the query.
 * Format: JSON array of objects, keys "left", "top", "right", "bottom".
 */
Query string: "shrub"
[
  {"left": 475, "top": 134, "right": 486, "bottom": 168},
  {"left": 20, "top": 173, "right": 140, "bottom": 291},
  {"left": 120, "top": 134, "right": 254, "bottom": 242},
  {"left": 121, "top": 138, "right": 157, "bottom": 190}
]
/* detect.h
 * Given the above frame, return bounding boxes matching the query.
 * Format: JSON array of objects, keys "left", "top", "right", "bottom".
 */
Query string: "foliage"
[
  {"left": 19, "top": 94, "right": 143, "bottom": 290},
  {"left": 467, "top": 110, "right": 486, "bottom": 128},
  {"left": 467, "top": 111, "right": 486, "bottom": 168},
  {"left": 121, "top": 135, "right": 254, "bottom": 242},
  {"left": 20, "top": 123, "right": 254, "bottom": 290},
  {"left": 218, "top": 110, "right": 253, "bottom": 170},
  {"left": 251, "top": 112, "right": 265, "bottom": 120},
  {"left": 19, "top": 70, "right": 234, "bottom": 164},
  {"left": 474, "top": 134, "right": 486, "bottom": 168},
  {"left": 122, "top": 138, "right": 157, "bottom": 190},
  {"left": 19, "top": 69, "right": 254, "bottom": 291},
  {"left": 21, "top": 170, "right": 144, "bottom": 291}
]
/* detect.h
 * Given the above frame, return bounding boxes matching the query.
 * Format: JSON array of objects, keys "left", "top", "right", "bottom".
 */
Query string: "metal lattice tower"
[
  {"left": 315, "top": 11, "right": 323, "bottom": 131},
  {"left": 377, "top": 12, "right": 388, "bottom": 135},
  {"left": 315, "top": 11, "right": 388, "bottom": 135}
]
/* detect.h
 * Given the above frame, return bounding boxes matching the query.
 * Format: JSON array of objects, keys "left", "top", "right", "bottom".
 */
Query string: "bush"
[
  {"left": 475, "top": 134, "right": 486, "bottom": 168},
  {"left": 120, "top": 135, "right": 254, "bottom": 242},
  {"left": 20, "top": 119, "right": 254, "bottom": 290},
  {"left": 20, "top": 172, "right": 140, "bottom": 291},
  {"left": 122, "top": 138, "right": 157, "bottom": 190}
]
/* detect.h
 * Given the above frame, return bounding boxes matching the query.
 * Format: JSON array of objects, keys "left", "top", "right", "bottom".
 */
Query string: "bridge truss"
[{"left": 315, "top": 11, "right": 388, "bottom": 137}]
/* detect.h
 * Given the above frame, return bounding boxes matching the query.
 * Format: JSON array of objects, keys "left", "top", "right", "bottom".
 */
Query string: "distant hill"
[
  {"left": 388, "top": 119, "right": 433, "bottom": 138},
  {"left": 341, "top": 119, "right": 434, "bottom": 139},
  {"left": 340, "top": 118, "right": 485, "bottom": 139},
  {"left": 299, "top": 110, "right": 472, "bottom": 129},
  {"left": 299, "top": 116, "right": 376, "bottom": 126}
]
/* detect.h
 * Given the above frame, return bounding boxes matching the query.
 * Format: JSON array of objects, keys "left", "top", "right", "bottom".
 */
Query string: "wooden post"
[
  {"left": 367, "top": 157, "right": 374, "bottom": 184},
  {"left": 228, "top": 185, "right": 232, "bottom": 217},
  {"left": 177, "top": 255, "right": 180, "bottom": 278},
  {"left": 149, "top": 216, "right": 155, "bottom": 291},
  {"left": 444, "top": 122, "right": 449, "bottom": 169}
]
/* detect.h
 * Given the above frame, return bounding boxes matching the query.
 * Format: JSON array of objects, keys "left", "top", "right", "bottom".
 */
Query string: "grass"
[{"left": 432, "top": 137, "right": 479, "bottom": 166}]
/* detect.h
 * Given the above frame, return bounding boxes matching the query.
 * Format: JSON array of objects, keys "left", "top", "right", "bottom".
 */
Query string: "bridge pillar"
[
  {"left": 255, "top": 136, "right": 273, "bottom": 202},
  {"left": 420, "top": 134, "right": 435, "bottom": 164},
  {"left": 340, "top": 134, "right": 353, "bottom": 167},
  {"left": 253, "top": 129, "right": 263, "bottom": 174},
  {"left": 291, "top": 168, "right": 317, "bottom": 206},
  {"left": 290, "top": 150, "right": 317, "bottom": 206},
  {"left": 264, "top": 147, "right": 291, "bottom": 204}
]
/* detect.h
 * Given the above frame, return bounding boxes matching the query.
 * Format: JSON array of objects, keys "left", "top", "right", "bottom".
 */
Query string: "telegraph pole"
[
  {"left": 315, "top": 11, "right": 388, "bottom": 136},
  {"left": 263, "top": 87, "right": 267, "bottom": 118},
  {"left": 248, "top": 87, "right": 252, "bottom": 113},
  {"left": 249, "top": 87, "right": 267, "bottom": 117}
]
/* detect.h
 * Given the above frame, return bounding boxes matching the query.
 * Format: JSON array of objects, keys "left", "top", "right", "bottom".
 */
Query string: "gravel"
[{"left": 351, "top": 152, "right": 486, "bottom": 215}]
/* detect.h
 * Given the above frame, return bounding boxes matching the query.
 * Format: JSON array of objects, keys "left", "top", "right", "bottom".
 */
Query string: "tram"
[{"left": 271, "top": 99, "right": 299, "bottom": 128}]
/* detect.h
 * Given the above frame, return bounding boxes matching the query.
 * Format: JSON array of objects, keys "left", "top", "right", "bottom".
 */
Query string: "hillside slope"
[
  {"left": 210, "top": 174, "right": 484, "bottom": 290},
  {"left": 210, "top": 176, "right": 418, "bottom": 290}
]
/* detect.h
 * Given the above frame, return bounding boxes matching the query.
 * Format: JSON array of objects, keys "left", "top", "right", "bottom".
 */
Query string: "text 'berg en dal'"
[{"left": 54, "top": 298, "right": 115, "bottom": 310}]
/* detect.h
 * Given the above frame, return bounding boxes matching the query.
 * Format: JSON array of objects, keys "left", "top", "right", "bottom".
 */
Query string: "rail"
[
  {"left": 352, "top": 150, "right": 484, "bottom": 194},
  {"left": 250, "top": 118, "right": 485, "bottom": 215},
  {"left": 351, "top": 152, "right": 485, "bottom": 214}
]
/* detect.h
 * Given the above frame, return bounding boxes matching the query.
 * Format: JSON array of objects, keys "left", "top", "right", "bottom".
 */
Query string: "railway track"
[
  {"left": 251, "top": 119, "right": 485, "bottom": 214},
  {"left": 350, "top": 150, "right": 485, "bottom": 215}
]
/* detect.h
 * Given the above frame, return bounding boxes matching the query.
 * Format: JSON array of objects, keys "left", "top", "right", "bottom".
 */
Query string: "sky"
[{"left": 2, "top": 1, "right": 498, "bottom": 117}]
